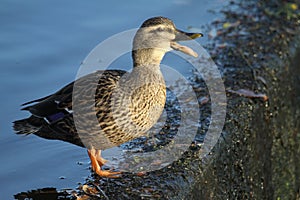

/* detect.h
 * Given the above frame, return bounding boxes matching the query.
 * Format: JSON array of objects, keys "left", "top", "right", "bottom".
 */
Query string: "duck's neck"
[{"left": 132, "top": 48, "right": 166, "bottom": 68}]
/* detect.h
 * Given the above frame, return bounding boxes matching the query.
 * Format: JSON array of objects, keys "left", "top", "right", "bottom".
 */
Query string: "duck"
[{"left": 13, "top": 16, "right": 203, "bottom": 178}]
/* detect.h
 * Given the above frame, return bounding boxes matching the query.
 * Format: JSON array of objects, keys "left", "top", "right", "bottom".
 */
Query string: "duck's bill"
[
  {"left": 170, "top": 41, "right": 198, "bottom": 57},
  {"left": 175, "top": 30, "right": 203, "bottom": 41},
  {"left": 170, "top": 29, "right": 203, "bottom": 57}
]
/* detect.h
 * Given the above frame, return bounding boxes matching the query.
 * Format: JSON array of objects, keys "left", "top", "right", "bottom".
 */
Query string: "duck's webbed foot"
[{"left": 87, "top": 149, "right": 121, "bottom": 178}]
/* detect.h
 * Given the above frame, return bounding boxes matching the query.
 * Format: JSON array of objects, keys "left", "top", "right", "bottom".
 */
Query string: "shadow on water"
[{"left": 0, "top": 0, "right": 227, "bottom": 199}]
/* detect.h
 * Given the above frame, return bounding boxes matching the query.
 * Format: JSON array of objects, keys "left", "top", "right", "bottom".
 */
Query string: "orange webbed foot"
[
  {"left": 87, "top": 148, "right": 121, "bottom": 178},
  {"left": 94, "top": 168, "right": 122, "bottom": 178}
]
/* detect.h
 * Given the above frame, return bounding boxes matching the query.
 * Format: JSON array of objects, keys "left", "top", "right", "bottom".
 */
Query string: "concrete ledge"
[{"left": 192, "top": 1, "right": 300, "bottom": 199}]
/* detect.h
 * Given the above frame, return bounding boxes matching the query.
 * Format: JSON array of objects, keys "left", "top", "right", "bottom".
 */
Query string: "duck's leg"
[
  {"left": 87, "top": 149, "right": 121, "bottom": 178},
  {"left": 95, "top": 150, "right": 108, "bottom": 167}
]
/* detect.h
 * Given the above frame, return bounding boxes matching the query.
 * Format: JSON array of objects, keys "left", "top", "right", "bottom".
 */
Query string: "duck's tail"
[
  {"left": 13, "top": 116, "right": 44, "bottom": 135},
  {"left": 13, "top": 115, "right": 85, "bottom": 147}
]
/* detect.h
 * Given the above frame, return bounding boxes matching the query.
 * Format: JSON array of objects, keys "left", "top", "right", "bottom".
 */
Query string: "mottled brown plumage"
[{"left": 13, "top": 16, "right": 202, "bottom": 177}]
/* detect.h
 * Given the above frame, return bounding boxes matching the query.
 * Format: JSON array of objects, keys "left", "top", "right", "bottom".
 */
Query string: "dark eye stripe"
[{"left": 150, "top": 27, "right": 174, "bottom": 34}]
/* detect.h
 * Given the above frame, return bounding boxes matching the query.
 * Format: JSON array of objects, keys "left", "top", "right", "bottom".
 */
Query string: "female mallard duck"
[{"left": 13, "top": 16, "right": 202, "bottom": 178}]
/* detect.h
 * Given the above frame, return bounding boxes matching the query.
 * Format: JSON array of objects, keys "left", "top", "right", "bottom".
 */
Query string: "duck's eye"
[
  {"left": 157, "top": 27, "right": 164, "bottom": 32},
  {"left": 166, "top": 28, "right": 174, "bottom": 34}
]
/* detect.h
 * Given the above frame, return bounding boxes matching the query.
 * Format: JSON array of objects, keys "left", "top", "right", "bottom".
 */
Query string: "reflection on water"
[{"left": 0, "top": 0, "right": 225, "bottom": 199}]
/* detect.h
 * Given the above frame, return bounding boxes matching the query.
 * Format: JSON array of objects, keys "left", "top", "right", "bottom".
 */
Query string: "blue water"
[{"left": 0, "top": 0, "right": 225, "bottom": 199}]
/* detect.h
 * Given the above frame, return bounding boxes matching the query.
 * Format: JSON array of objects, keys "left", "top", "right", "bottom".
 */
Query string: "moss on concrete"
[{"left": 192, "top": 1, "right": 300, "bottom": 199}]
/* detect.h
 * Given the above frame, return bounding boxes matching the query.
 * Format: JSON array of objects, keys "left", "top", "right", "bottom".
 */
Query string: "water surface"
[{"left": 0, "top": 0, "right": 225, "bottom": 199}]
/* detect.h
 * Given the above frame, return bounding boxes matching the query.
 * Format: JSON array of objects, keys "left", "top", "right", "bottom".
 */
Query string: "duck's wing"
[
  {"left": 21, "top": 81, "right": 73, "bottom": 119},
  {"left": 14, "top": 69, "right": 127, "bottom": 147},
  {"left": 21, "top": 69, "right": 127, "bottom": 121}
]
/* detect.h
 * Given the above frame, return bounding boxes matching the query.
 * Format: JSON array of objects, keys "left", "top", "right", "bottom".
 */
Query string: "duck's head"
[{"left": 132, "top": 16, "right": 203, "bottom": 67}]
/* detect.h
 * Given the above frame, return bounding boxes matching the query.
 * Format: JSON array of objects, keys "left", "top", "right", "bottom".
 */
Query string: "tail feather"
[
  {"left": 13, "top": 115, "right": 85, "bottom": 148},
  {"left": 13, "top": 116, "right": 45, "bottom": 135}
]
